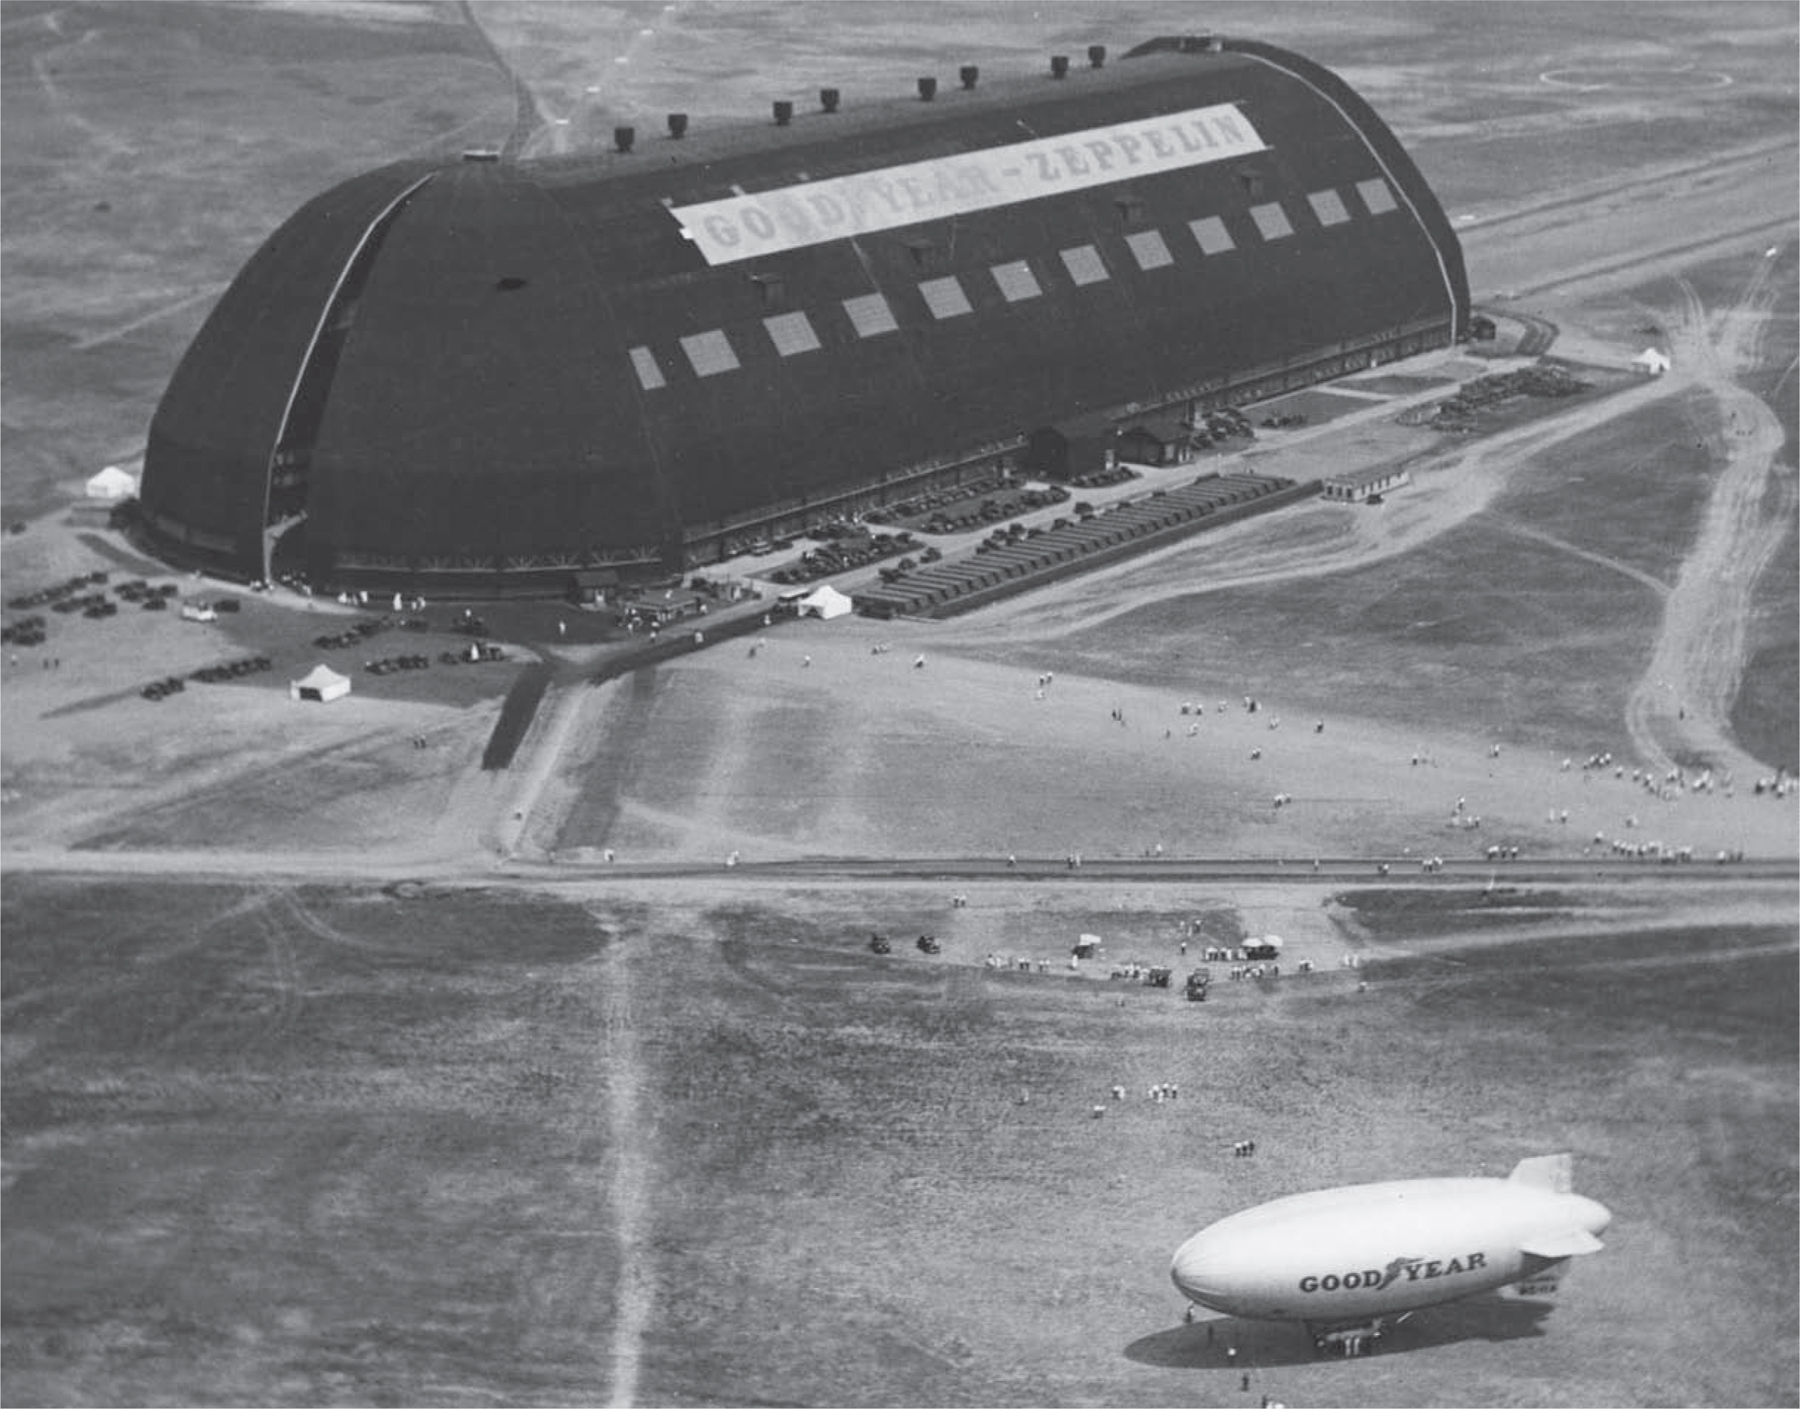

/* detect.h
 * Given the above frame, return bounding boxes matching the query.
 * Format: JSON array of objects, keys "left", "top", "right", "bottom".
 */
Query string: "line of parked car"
[{"left": 764, "top": 530, "right": 918, "bottom": 587}]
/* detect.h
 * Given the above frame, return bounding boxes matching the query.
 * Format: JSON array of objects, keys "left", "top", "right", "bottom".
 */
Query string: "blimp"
[{"left": 1170, "top": 1153, "right": 1610, "bottom": 1356}]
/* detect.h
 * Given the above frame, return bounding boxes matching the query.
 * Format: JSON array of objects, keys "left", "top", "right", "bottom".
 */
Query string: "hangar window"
[
  {"left": 1059, "top": 245, "right": 1109, "bottom": 286},
  {"left": 1308, "top": 189, "right": 1352, "bottom": 226},
  {"left": 629, "top": 345, "right": 667, "bottom": 391},
  {"left": 680, "top": 330, "right": 741, "bottom": 378},
  {"left": 990, "top": 260, "right": 1042, "bottom": 302},
  {"left": 764, "top": 311, "right": 821, "bottom": 357},
  {"left": 1249, "top": 202, "right": 1294, "bottom": 241},
  {"left": 1124, "top": 230, "right": 1174, "bottom": 271},
  {"left": 842, "top": 292, "right": 899, "bottom": 338},
  {"left": 1188, "top": 216, "right": 1235, "bottom": 255},
  {"left": 919, "top": 276, "right": 973, "bottom": 320},
  {"left": 1356, "top": 177, "right": 1398, "bottom": 215}
]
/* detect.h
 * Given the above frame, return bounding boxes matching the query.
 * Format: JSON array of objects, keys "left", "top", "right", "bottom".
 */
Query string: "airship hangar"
[
  {"left": 137, "top": 35, "right": 1469, "bottom": 597},
  {"left": 6, "top": 4, "right": 1798, "bottom": 1406}
]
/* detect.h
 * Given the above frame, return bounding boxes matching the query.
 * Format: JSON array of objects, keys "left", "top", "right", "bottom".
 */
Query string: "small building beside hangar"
[
  {"left": 1322, "top": 464, "right": 1412, "bottom": 503},
  {"left": 1115, "top": 412, "right": 1201, "bottom": 468},
  {"left": 1025, "top": 414, "right": 1118, "bottom": 481}
]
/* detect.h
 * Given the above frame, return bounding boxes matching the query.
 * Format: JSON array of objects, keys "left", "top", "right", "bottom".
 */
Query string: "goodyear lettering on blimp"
[
  {"left": 1298, "top": 1251, "right": 1488, "bottom": 1294},
  {"left": 672, "top": 103, "right": 1265, "bottom": 265}
]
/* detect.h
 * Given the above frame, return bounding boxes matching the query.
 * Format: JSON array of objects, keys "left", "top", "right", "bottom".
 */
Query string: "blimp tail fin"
[
  {"left": 1510, "top": 1257, "right": 1570, "bottom": 1298},
  {"left": 1519, "top": 1228, "right": 1605, "bottom": 1260},
  {"left": 1508, "top": 1152, "right": 1572, "bottom": 1193}
]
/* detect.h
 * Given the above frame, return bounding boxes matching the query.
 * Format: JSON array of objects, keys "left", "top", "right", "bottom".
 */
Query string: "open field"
[
  {"left": 991, "top": 371, "right": 1730, "bottom": 749},
  {"left": 3, "top": 3, "right": 1796, "bottom": 1406},
  {"left": 3, "top": 873, "right": 1795, "bottom": 1408}
]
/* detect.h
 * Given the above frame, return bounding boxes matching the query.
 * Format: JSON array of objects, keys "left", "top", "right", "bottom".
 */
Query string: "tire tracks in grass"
[
  {"left": 493, "top": 913, "right": 657, "bottom": 1403},
  {"left": 1485, "top": 517, "right": 1673, "bottom": 597},
  {"left": 246, "top": 895, "right": 304, "bottom": 1052},
  {"left": 593, "top": 913, "right": 654, "bottom": 1408}
]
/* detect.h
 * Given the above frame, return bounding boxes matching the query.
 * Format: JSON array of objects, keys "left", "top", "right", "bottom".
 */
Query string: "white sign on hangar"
[{"left": 671, "top": 103, "right": 1267, "bottom": 266}]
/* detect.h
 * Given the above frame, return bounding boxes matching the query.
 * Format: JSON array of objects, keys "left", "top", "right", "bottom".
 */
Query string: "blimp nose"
[{"left": 1170, "top": 1229, "right": 1231, "bottom": 1309}]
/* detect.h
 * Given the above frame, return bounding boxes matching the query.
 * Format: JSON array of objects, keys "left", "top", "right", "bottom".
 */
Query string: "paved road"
[{"left": 503, "top": 853, "right": 1799, "bottom": 887}]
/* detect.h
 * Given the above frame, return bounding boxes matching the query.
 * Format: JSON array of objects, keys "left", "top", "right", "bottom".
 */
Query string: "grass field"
[
  {"left": 2, "top": 874, "right": 1793, "bottom": 1407},
  {"left": 3, "top": 4, "right": 1797, "bottom": 1406},
  {"left": 969, "top": 287, "right": 1795, "bottom": 766}
]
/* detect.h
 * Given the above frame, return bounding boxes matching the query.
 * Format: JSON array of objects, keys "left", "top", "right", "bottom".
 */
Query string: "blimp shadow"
[{"left": 1125, "top": 1295, "right": 1556, "bottom": 1368}]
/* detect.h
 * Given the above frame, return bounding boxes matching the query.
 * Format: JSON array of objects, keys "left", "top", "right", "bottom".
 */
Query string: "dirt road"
[{"left": 1623, "top": 260, "right": 1796, "bottom": 782}]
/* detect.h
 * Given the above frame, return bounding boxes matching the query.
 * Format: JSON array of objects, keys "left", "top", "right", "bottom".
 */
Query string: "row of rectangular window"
[{"left": 633, "top": 178, "right": 1400, "bottom": 387}]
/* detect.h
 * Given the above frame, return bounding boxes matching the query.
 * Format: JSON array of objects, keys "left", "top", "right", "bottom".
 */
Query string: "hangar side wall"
[
  {"left": 588, "top": 56, "right": 1457, "bottom": 568},
  {"left": 138, "top": 40, "right": 1468, "bottom": 596},
  {"left": 313, "top": 55, "right": 1460, "bottom": 589}
]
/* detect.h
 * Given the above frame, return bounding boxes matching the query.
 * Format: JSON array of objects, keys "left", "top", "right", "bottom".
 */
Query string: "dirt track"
[{"left": 1623, "top": 262, "right": 1797, "bottom": 780}]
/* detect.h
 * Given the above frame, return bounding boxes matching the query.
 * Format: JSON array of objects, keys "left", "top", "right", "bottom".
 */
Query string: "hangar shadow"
[{"left": 1125, "top": 1295, "right": 1555, "bottom": 1368}]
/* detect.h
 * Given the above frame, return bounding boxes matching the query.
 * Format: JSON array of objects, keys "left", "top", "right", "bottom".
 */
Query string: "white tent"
[
  {"left": 85, "top": 464, "right": 138, "bottom": 501},
  {"left": 800, "top": 583, "right": 853, "bottom": 619},
  {"left": 289, "top": 664, "right": 351, "bottom": 703},
  {"left": 1631, "top": 347, "right": 1671, "bottom": 377}
]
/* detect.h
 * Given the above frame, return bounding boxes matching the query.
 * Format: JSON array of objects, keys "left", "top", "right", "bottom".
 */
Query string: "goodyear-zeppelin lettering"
[
  {"left": 1299, "top": 1252, "right": 1487, "bottom": 1294},
  {"left": 672, "top": 103, "right": 1265, "bottom": 266}
]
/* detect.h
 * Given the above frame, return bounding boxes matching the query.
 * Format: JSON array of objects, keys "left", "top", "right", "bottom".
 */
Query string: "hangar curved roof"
[{"left": 140, "top": 35, "right": 1468, "bottom": 590}]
